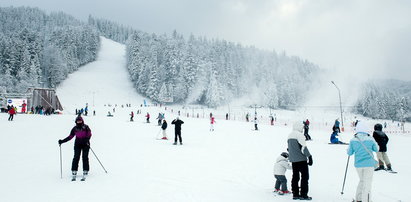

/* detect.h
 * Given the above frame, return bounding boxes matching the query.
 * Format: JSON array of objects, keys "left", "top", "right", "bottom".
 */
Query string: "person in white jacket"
[{"left": 273, "top": 152, "right": 292, "bottom": 195}]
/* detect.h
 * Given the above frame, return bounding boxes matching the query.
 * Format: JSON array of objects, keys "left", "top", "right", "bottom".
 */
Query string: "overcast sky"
[{"left": 2, "top": 0, "right": 411, "bottom": 81}]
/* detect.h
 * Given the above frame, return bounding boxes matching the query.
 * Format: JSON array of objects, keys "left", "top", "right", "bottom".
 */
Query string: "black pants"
[
  {"left": 174, "top": 130, "right": 182, "bottom": 143},
  {"left": 304, "top": 129, "right": 311, "bottom": 140},
  {"left": 8, "top": 114, "right": 14, "bottom": 121},
  {"left": 291, "top": 161, "right": 309, "bottom": 197},
  {"left": 71, "top": 144, "right": 90, "bottom": 171},
  {"left": 254, "top": 124, "right": 258, "bottom": 130}
]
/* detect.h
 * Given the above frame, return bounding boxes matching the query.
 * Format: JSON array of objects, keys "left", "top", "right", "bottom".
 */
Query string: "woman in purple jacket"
[{"left": 58, "top": 116, "right": 92, "bottom": 180}]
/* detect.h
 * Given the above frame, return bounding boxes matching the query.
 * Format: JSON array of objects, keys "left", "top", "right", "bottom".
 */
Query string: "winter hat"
[
  {"left": 374, "top": 123, "right": 383, "bottom": 131},
  {"left": 176, "top": 116, "right": 180, "bottom": 120},
  {"left": 75, "top": 116, "right": 84, "bottom": 123},
  {"left": 355, "top": 120, "right": 370, "bottom": 134},
  {"left": 281, "top": 152, "right": 289, "bottom": 158}
]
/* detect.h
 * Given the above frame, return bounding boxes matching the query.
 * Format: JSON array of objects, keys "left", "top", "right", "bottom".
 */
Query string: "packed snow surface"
[{"left": 1, "top": 37, "right": 410, "bottom": 202}]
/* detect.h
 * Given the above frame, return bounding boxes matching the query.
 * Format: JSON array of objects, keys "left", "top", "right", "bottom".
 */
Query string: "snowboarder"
[
  {"left": 210, "top": 116, "right": 216, "bottom": 131},
  {"left": 8, "top": 105, "right": 16, "bottom": 121},
  {"left": 130, "top": 111, "right": 134, "bottom": 122},
  {"left": 303, "top": 120, "right": 311, "bottom": 140},
  {"left": 287, "top": 121, "right": 313, "bottom": 200},
  {"left": 58, "top": 116, "right": 92, "bottom": 181},
  {"left": 330, "top": 129, "right": 346, "bottom": 144},
  {"left": 161, "top": 119, "right": 168, "bottom": 140},
  {"left": 146, "top": 112, "right": 150, "bottom": 123},
  {"left": 373, "top": 123, "right": 392, "bottom": 171},
  {"left": 254, "top": 117, "right": 259, "bottom": 131},
  {"left": 273, "top": 152, "right": 292, "bottom": 195},
  {"left": 347, "top": 120, "right": 379, "bottom": 202},
  {"left": 171, "top": 117, "right": 184, "bottom": 145}
]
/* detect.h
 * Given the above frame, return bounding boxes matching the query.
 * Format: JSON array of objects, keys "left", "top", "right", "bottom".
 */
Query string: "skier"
[
  {"left": 8, "top": 105, "right": 16, "bottom": 121},
  {"left": 347, "top": 120, "right": 379, "bottom": 202},
  {"left": 21, "top": 101, "right": 27, "bottom": 113},
  {"left": 146, "top": 112, "right": 150, "bottom": 123},
  {"left": 130, "top": 111, "right": 134, "bottom": 122},
  {"left": 287, "top": 121, "right": 313, "bottom": 200},
  {"left": 58, "top": 116, "right": 92, "bottom": 181},
  {"left": 84, "top": 105, "right": 88, "bottom": 116},
  {"left": 373, "top": 123, "right": 393, "bottom": 171},
  {"left": 157, "top": 113, "right": 163, "bottom": 126},
  {"left": 210, "top": 116, "right": 216, "bottom": 131},
  {"left": 171, "top": 117, "right": 184, "bottom": 145},
  {"left": 254, "top": 117, "right": 259, "bottom": 131},
  {"left": 226, "top": 113, "right": 229, "bottom": 120},
  {"left": 303, "top": 120, "right": 311, "bottom": 140},
  {"left": 270, "top": 115, "right": 274, "bottom": 125},
  {"left": 333, "top": 118, "right": 341, "bottom": 133},
  {"left": 246, "top": 113, "right": 250, "bottom": 122},
  {"left": 161, "top": 119, "right": 168, "bottom": 140},
  {"left": 273, "top": 152, "right": 292, "bottom": 195}
]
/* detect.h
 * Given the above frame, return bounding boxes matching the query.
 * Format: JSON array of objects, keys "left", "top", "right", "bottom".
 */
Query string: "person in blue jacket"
[
  {"left": 347, "top": 120, "right": 379, "bottom": 202},
  {"left": 330, "top": 128, "right": 345, "bottom": 144}
]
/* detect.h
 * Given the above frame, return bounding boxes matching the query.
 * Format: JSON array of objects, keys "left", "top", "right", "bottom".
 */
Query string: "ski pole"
[
  {"left": 59, "top": 145, "right": 63, "bottom": 179},
  {"left": 341, "top": 155, "right": 350, "bottom": 195},
  {"left": 89, "top": 146, "right": 108, "bottom": 173},
  {"left": 156, "top": 128, "right": 162, "bottom": 139}
]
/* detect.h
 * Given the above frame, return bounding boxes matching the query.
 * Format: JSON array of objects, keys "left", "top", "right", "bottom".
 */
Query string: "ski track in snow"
[{"left": 1, "top": 37, "right": 410, "bottom": 202}]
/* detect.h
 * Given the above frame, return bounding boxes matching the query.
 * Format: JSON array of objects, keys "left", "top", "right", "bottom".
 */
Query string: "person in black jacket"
[
  {"left": 161, "top": 120, "right": 168, "bottom": 140},
  {"left": 58, "top": 116, "right": 92, "bottom": 180},
  {"left": 171, "top": 117, "right": 184, "bottom": 145},
  {"left": 373, "top": 123, "right": 392, "bottom": 171}
]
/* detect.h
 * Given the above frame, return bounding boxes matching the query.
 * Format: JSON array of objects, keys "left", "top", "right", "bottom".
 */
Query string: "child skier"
[{"left": 273, "top": 152, "right": 292, "bottom": 195}]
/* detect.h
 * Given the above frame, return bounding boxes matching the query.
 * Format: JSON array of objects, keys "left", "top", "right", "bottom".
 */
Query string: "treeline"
[
  {"left": 126, "top": 31, "right": 320, "bottom": 108},
  {"left": 0, "top": 7, "right": 99, "bottom": 93},
  {"left": 354, "top": 80, "right": 411, "bottom": 121}
]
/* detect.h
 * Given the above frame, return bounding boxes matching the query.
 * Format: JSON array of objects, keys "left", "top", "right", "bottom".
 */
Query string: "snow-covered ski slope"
[{"left": 1, "top": 37, "right": 410, "bottom": 202}]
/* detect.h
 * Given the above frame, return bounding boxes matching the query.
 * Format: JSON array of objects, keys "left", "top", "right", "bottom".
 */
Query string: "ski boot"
[
  {"left": 300, "top": 196, "right": 312, "bottom": 200},
  {"left": 71, "top": 171, "right": 77, "bottom": 181},
  {"left": 81, "top": 171, "right": 88, "bottom": 181},
  {"left": 180, "top": 142, "right": 183, "bottom": 145},
  {"left": 173, "top": 142, "right": 177, "bottom": 145},
  {"left": 374, "top": 165, "right": 385, "bottom": 171}
]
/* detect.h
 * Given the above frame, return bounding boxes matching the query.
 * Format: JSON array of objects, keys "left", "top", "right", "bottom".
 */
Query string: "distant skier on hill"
[
  {"left": 130, "top": 111, "right": 134, "bottom": 122},
  {"left": 254, "top": 117, "right": 259, "bottom": 131},
  {"left": 146, "top": 112, "right": 150, "bottom": 123},
  {"left": 210, "top": 116, "right": 216, "bottom": 131},
  {"left": 161, "top": 120, "right": 168, "bottom": 140},
  {"left": 157, "top": 113, "right": 164, "bottom": 126},
  {"left": 171, "top": 117, "right": 184, "bottom": 145},
  {"left": 58, "top": 116, "right": 92, "bottom": 181},
  {"left": 333, "top": 119, "right": 341, "bottom": 133},
  {"left": 303, "top": 120, "right": 311, "bottom": 140},
  {"left": 8, "top": 105, "right": 16, "bottom": 121}
]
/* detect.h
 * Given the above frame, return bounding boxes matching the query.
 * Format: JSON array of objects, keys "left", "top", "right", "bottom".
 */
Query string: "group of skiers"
[{"left": 273, "top": 119, "right": 393, "bottom": 201}]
